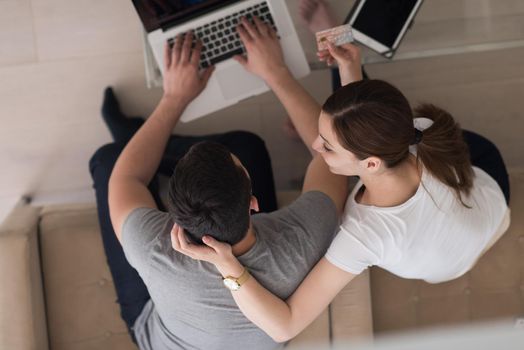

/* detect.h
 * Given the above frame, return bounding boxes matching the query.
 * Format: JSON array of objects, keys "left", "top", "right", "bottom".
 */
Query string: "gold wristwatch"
[{"left": 222, "top": 268, "right": 250, "bottom": 291}]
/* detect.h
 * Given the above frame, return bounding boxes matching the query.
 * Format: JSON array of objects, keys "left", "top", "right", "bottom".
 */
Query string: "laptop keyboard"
[{"left": 167, "top": 2, "right": 276, "bottom": 69}]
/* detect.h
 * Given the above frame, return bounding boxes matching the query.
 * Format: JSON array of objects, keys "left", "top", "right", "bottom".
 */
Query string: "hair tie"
[{"left": 410, "top": 128, "right": 423, "bottom": 145}]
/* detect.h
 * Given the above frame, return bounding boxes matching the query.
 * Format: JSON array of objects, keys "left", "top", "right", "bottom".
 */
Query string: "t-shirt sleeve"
[
  {"left": 325, "top": 217, "right": 383, "bottom": 275},
  {"left": 121, "top": 207, "right": 170, "bottom": 273}
]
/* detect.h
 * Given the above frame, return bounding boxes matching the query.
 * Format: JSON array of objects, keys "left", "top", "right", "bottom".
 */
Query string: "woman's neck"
[{"left": 357, "top": 156, "right": 422, "bottom": 207}]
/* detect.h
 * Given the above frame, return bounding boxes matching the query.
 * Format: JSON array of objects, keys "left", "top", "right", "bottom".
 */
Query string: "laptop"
[{"left": 132, "top": 0, "right": 310, "bottom": 123}]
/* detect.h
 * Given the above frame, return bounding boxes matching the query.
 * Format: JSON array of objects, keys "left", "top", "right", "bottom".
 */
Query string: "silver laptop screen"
[{"left": 132, "top": 0, "right": 245, "bottom": 32}]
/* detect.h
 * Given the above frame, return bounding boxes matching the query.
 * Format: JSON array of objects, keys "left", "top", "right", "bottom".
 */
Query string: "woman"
[{"left": 172, "top": 18, "right": 511, "bottom": 342}]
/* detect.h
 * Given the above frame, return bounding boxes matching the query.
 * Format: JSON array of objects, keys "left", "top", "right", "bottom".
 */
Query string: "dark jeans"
[
  {"left": 462, "top": 130, "right": 510, "bottom": 204},
  {"left": 89, "top": 131, "right": 277, "bottom": 338},
  {"left": 331, "top": 68, "right": 510, "bottom": 204}
]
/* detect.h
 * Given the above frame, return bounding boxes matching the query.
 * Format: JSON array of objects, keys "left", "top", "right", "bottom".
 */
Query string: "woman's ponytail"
[{"left": 414, "top": 104, "right": 474, "bottom": 206}]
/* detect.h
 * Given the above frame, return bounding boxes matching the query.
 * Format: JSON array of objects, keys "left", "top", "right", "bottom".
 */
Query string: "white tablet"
[{"left": 345, "top": 0, "right": 424, "bottom": 58}]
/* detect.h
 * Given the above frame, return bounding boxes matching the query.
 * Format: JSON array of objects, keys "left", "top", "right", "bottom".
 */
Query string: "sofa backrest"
[{"left": 0, "top": 204, "right": 49, "bottom": 350}]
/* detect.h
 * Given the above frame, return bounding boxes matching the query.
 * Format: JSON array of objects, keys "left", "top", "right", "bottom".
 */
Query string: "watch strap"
[{"left": 235, "top": 268, "right": 250, "bottom": 286}]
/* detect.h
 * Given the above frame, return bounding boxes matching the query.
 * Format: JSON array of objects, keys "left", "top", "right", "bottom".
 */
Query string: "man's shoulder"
[
  {"left": 121, "top": 207, "right": 172, "bottom": 267},
  {"left": 123, "top": 207, "right": 170, "bottom": 239},
  {"left": 254, "top": 191, "right": 338, "bottom": 240},
  {"left": 272, "top": 190, "right": 337, "bottom": 221}
]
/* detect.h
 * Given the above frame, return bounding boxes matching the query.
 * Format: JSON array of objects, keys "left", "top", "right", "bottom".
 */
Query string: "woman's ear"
[
  {"left": 362, "top": 156, "right": 383, "bottom": 174},
  {"left": 250, "top": 196, "right": 260, "bottom": 213}
]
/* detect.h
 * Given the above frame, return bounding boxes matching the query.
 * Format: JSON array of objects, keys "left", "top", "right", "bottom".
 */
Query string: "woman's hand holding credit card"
[
  {"left": 315, "top": 24, "right": 362, "bottom": 85},
  {"left": 315, "top": 24, "right": 354, "bottom": 51}
]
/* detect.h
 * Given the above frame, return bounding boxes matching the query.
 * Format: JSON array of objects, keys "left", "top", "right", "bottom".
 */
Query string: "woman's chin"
[
  {"left": 328, "top": 166, "right": 344, "bottom": 175},
  {"left": 329, "top": 166, "right": 355, "bottom": 177}
]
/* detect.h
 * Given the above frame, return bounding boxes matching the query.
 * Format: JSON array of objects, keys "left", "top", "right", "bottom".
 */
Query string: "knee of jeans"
[{"left": 89, "top": 143, "right": 125, "bottom": 176}]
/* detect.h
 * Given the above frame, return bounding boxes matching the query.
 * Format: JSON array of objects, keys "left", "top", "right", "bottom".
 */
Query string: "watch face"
[{"left": 223, "top": 278, "right": 240, "bottom": 291}]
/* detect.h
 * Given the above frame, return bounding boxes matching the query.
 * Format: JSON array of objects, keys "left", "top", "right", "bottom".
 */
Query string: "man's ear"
[
  {"left": 250, "top": 196, "right": 260, "bottom": 213},
  {"left": 362, "top": 156, "right": 382, "bottom": 174}
]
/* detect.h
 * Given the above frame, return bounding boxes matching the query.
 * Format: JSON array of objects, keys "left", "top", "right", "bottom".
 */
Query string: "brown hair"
[{"left": 322, "top": 79, "right": 474, "bottom": 205}]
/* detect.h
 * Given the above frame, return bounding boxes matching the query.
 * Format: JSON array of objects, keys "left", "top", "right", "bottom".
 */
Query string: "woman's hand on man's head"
[{"left": 171, "top": 223, "right": 245, "bottom": 278}]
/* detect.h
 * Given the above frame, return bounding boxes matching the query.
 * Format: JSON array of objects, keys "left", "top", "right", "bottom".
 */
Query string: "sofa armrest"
[
  {"left": 331, "top": 269, "right": 374, "bottom": 348},
  {"left": 0, "top": 204, "right": 49, "bottom": 350}
]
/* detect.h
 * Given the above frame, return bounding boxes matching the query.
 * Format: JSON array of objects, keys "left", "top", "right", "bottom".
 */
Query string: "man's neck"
[{"left": 232, "top": 225, "right": 257, "bottom": 256}]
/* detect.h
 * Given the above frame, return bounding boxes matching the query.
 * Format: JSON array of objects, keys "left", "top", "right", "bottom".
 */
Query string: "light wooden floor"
[{"left": 1, "top": 0, "right": 523, "bottom": 222}]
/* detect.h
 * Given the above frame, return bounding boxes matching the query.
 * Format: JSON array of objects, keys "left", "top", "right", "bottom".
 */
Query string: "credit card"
[{"left": 315, "top": 24, "right": 354, "bottom": 51}]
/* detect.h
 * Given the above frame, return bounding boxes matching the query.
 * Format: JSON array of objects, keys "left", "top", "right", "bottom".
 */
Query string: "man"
[{"left": 95, "top": 17, "right": 347, "bottom": 349}]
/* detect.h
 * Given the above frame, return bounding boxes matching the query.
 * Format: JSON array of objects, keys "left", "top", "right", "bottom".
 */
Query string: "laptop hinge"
[{"left": 159, "top": 0, "right": 244, "bottom": 32}]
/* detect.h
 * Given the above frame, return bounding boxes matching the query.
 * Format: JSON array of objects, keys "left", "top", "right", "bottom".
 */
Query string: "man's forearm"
[
  {"left": 111, "top": 97, "right": 187, "bottom": 185},
  {"left": 266, "top": 68, "right": 321, "bottom": 154}
]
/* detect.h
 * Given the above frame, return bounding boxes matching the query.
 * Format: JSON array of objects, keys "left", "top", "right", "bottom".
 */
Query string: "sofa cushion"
[
  {"left": 39, "top": 204, "right": 136, "bottom": 350},
  {"left": 0, "top": 204, "right": 49, "bottom": 350},
  {"left": 370, "top": 170, "right": 524, "bottom": 334},
  {"left": 331, "top": 269, "right": 373, "bottom": 346}
]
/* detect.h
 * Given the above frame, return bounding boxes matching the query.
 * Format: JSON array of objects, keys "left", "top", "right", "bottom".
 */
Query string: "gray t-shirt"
[{"left": 122, "top": 191, "right": 338, "bottom": 350}]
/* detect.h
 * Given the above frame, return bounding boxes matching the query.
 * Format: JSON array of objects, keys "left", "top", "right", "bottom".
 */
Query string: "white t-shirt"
[{"left": 325, "top": 166, "right": 508, "bottom": 283}]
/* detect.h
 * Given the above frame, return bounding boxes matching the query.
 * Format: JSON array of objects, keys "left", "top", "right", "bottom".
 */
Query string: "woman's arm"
[
  {"left": 171, "top": 225, "right": 357, "bottom": 342},
  {"left": 318, "top": 42, "right": 363, "bottom": 86}
]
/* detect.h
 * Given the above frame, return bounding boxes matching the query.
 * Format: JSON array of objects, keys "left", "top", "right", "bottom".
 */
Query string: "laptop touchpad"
[{"left": 216, "top": 65, "right": 265, "bottom": 100}]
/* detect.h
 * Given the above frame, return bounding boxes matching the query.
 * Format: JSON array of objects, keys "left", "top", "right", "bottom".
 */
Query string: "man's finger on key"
[
  {"left": 253, "top": 16, "right": 268, "bottom": 36},
  {"left": 236, "top": 24, "right": 252, "bottom": 45},
  {"left": 181, "top": 31, "right": 193, "bottom": 62},
  {"left": 191, "top": 40, "right": 203, "bottom": 65},
  {"left": 241, "top": 17, "right": 258, "bottom": 38},
  {"left": 164, "top": 42, "right": 172, "bottom": 70},
  {"left": 268, "top": 25, "right": 278, "bottom": 40},
  {"left": 172, "top": 34, "right": 183, "bottom": 64}
]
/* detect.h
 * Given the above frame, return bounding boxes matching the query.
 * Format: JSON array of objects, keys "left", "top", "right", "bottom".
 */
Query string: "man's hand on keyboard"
[
  {"left": 233, "top": 16, "right": 289, "bottom": 83},
  {"left": 162, "top": 31, "right": 215, "bottom": 107}
]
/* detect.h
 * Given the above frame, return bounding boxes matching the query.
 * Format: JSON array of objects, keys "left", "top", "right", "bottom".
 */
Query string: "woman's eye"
[{"left": 322, "top": 144, "right": 332, "bottom": 152}]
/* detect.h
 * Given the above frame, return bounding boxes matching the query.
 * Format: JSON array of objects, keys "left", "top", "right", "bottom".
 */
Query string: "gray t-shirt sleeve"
[{"left": 121, "top": 207, "right": 171, "bottom": 277}]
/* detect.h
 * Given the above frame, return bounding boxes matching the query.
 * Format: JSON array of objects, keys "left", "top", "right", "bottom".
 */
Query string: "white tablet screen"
[{"left": 352, "top": 0, "right": 420, "bottom": 48}]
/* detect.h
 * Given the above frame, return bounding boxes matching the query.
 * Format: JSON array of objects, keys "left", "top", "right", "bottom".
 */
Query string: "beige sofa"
[{"left": 1, "top": 170, "right": 523, "bottom": 350}]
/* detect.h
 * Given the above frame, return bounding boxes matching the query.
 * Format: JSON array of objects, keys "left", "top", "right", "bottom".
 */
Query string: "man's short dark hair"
[{"left": 167, "top": 141, "right": 252, "bottom": 245}]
